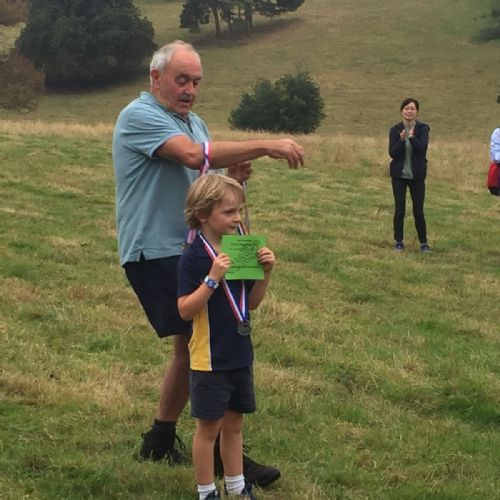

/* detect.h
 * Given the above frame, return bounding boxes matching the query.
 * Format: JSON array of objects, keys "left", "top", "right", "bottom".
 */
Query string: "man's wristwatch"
[{"left": 203, "top": 276, "right": 219, "bottom": 290}]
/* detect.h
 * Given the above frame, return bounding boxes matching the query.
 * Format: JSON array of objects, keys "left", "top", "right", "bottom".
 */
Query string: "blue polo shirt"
[
  {"left": 177, "top": 235, "right": 254, "bottom": 372},
  {"left": 112, "top": 91, "right": 210, "bottom": 265}
]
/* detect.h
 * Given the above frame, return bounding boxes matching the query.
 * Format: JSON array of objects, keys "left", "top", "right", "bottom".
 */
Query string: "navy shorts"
[
  {"left": 190, "top": 366, "right": 256, "bottom": 420},
  {"left": 124, "top": 255, "right": 192, "bottom": 338}
]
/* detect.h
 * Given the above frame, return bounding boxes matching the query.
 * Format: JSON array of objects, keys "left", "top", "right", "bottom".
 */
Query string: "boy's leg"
[
  {"left": 220, "top": 410, "right": 244, "bottom": 476},
  {"left": 221, "top": 410, "right": 256, "bottom": 499},
  {"left": 214, "top": 365, "right": 280, "bottom": 487},
  {"left": 193, "top": 418, "right": 222, "bottom": 486}
]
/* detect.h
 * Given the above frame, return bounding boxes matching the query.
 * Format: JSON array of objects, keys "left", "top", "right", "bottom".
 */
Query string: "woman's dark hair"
[{"left": 400, "top": 97, "right": 419, "bottom": 111}]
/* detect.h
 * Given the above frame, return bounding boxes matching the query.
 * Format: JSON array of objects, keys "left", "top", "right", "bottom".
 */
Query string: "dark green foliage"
[
  {"left": 179, "top": 0, "right": 210, "bottom": 31},
  {"left": 17, "top": 0, "right": 157, "bottom": 86},
  {"left": 475, "top": 1, "right": 500, "bottom": 41},
  {"left": 180, "top": 0, "right": 304, "bottom": 37},
  {"left": 229, "top": 71, "right": 325, "bottom": 134},
  {"left": 255, "top": 0, "right": 304, "bottom": 17}
]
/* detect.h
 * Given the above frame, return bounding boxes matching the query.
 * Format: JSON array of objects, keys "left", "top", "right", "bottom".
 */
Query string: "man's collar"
[{"left": 140, "top": 91, "right": 191, "bottom": 123}]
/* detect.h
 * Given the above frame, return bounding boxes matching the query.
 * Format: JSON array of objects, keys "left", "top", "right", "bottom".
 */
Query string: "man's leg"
[
  {"left": 140, "top": 334, "right": 190, "bottom": 463},
  {"left": 157, "top": 334, "right": 190, "bottom": 421},
  {"left": 124, "top": 256, "right": 192, "bottom": 463}
]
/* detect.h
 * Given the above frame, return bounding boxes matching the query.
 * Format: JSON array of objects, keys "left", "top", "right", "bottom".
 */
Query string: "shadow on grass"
[{"left": 383, "top": 382, "right": 500, "bottom": 429}]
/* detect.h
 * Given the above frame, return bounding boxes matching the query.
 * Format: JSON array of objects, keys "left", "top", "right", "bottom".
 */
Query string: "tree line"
[
  {"left": 0, "top": 0, "right": 327, "bottom": 133},
  {"left": 180, "top": 0, "right": 304, "bottom": 38}
]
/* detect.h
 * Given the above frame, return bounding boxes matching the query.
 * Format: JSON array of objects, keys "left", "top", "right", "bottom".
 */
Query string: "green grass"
[
  {"left": 1, "top": 128, "right": 499, "bottom": 499},
  {"left": 1, "top": 0, "right": 500, "bottom": 498}
]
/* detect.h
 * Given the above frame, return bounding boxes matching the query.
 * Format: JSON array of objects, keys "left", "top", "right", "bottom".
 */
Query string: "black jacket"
[{"left": 388, "top": 121, "right": 430, "bottom": 180}]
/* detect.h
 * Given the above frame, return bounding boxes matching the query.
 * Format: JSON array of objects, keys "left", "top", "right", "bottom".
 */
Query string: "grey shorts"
[{"left": 190, "top": 366, "right": 256, "bottom": 420}]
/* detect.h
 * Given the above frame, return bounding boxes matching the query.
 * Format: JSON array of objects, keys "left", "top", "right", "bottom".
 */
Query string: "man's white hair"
[{"left": 149, "top": 40, "right": 200, "bottom": 85}]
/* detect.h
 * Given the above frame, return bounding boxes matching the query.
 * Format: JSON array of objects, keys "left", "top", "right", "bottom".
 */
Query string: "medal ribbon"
[
  {"left": 186, "top": 142, "right": 211, "bottom": 245},
  {"left": 198, "top": 233, "right": 248, "bottom": 324}
]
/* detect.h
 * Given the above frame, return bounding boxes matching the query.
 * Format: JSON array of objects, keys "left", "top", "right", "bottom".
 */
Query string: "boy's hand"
[
  {"left": 258, "top": 247, "right": 275, "bottom": 274},
  {"left": 209, "top": 253, "right": 231, "bottom": 282}
]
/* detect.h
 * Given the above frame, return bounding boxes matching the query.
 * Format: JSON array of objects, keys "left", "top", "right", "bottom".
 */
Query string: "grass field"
[{"left": 1, "top": 0, "right": 500, "bottom": 499}]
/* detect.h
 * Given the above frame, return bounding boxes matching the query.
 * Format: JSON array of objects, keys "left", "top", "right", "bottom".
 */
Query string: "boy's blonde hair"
[{"left": 185, "top": 174, "right": 245, "bottom": 229}]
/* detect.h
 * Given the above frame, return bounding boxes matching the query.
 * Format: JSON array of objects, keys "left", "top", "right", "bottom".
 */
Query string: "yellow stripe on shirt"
[{"left": 189, "top": 305, "right": 211, "bottom": 371}]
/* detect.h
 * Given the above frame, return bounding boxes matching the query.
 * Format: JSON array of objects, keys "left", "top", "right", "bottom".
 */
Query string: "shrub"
[
  {"left": 0, "top": 0, "right": 28, "bottom": 26},
  {"left": 229, "top": 71, "right": 325, "bottom": 134},
  {"left": 0, "top": 49, "right": 44, "bottom": 112},
  {"left": 17, "top": 0, "right": 157, "bottom": 87}
]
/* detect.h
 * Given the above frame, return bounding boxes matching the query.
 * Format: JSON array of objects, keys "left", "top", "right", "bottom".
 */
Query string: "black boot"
[
  {"left": 214, "top": 435, "right": 281, "bottom": 488},
  {"left": 139, "top": 423, "right": 188, "bottom": 464}
]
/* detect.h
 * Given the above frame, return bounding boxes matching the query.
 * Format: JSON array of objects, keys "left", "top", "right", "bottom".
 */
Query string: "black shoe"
[
  {"left": 204, "top": 490, "right": 220, "bottom": 499},
  {"left": 243, "top": 453, "right": 280, "bottom": 488},
  {"left": 420, "top": 242, "right": 431, "bottom": 253},
  {"left": 138, "top": 426, "right": 188, "bottom": 465},
  {"left": 239, "top": 480, "right": 257, "bottom": 499}
]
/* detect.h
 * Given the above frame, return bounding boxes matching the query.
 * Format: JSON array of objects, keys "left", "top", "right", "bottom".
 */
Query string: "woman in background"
[{"left": 388, "top": 97, "right": 431, "bottom": 253}]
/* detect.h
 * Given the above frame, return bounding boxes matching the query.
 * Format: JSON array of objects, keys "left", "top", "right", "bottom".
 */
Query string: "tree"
[
  {"left": 0, "top": 0, "right": 44, "bottom": 112},
  {"left": 0, "top": 50, "right": 44, "bottom": 112},
  {"left": 180, "top": 0, "right": 304, "bottom": 38},
  {"left": 476, "top": 2, "right": 500, "bottom": 41},
  {"left": 17, "top": 0, "right": 157, "bottom": 86},
  {"left": 229, "top": 71, "right": 325, "bottom": 134},
  {"left": 0, "top": 0, "right": 27, "bottom": 26}
]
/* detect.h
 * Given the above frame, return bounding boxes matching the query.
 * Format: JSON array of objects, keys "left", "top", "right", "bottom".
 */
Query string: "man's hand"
[
  {"left": 227, "top": 161, "right": 252, "bottom": 184},
  {"left": 267, "top": 138, "right": 305, "bottom": 169}
]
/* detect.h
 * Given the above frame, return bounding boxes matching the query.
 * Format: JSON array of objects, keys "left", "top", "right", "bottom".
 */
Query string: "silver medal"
[{"left": 237, "top": 321, "right": 252, "bottom": 336}]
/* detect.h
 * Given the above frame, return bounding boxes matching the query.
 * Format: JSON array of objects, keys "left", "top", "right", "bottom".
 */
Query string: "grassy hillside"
[
  {"left": 1, "top": 0, "right": 500, "bottom": 499},
  {"left": 1, "top": 0, "right": 499, "bottom": 139},
  {"left": 0, "top": 121, "right": 499, "bottom": 499}
]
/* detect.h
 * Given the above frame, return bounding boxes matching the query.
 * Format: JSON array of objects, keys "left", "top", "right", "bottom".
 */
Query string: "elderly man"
[{"left": 112, "top": 40, "right": 304, "bottom": 487}]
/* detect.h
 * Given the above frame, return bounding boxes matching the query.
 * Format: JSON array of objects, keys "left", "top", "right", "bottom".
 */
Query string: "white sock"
[
  {"left": 224, "top": 474, "right": 245, "bottom": 495},
  {"left": 198, "top": 482, "right": 217, "bottom": 500}
]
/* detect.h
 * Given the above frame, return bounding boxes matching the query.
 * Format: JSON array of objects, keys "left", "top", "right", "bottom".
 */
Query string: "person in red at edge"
[{"left": 112, "top": 40, "right": 304, "bottom": 487}]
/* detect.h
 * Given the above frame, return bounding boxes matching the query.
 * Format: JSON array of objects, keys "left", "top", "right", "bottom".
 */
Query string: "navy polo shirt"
[{"left": 177, "top": 235, "right": 254, "bottom": 372}]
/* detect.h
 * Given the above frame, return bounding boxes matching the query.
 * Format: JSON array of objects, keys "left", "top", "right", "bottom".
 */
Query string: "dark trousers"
[{"left": 391, "top": 177, "right": 427, "bottom": 243}]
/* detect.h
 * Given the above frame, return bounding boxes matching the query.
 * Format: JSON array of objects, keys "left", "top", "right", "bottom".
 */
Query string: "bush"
[
  {"left": 0, "top": 49, "right": 44, "bottom": 112},
  {"left": 17, "top": 0, "right": 157, "bottom": 87},
  {"left": 229, "top": 71, "right": 325, "bottom": 134},
  {"left": 0, "top": 0, "right": 28, "bottom": 26}
]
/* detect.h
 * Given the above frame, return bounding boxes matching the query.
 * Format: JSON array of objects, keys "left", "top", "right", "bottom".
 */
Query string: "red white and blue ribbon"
[
  {"left": 198, "top": 232, "right": 248, "bottom": 324},
  {"left": 186, "top": 142, "right": 211, "bottom": 245}
]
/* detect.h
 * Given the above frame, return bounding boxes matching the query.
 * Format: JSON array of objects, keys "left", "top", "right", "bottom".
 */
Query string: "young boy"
[{"left": 177, "top": 174, "right": 275, "bottom": 500}]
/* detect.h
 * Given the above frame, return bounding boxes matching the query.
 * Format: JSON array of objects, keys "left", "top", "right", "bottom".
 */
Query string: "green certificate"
[{"left": 221, "top": 235, "right": 266, "bottom": 280}]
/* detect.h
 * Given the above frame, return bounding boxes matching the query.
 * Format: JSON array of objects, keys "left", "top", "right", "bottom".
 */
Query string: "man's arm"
[{"left": 155, "top": 135, "right": 305, "bottom": 170}]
